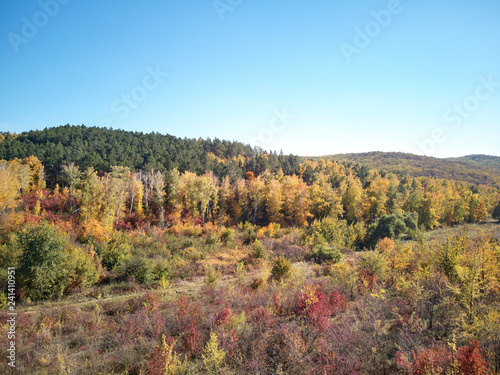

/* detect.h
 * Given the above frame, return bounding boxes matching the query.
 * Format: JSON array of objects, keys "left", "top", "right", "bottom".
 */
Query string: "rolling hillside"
[
  {"left": 447, "top": 154, "right": 500, "bottom": 171},
  {"left": 314, "top": 151, "right": 500, "bottom": 188}
]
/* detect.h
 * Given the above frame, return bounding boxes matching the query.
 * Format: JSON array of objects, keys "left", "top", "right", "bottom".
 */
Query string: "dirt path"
[{"left": 15, "top": 262, "right": 315, "bottom": 315}]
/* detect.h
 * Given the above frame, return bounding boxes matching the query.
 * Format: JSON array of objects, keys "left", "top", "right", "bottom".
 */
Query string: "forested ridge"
[{"left": 0, "top": 124, "right": 300, "bottom": 185}]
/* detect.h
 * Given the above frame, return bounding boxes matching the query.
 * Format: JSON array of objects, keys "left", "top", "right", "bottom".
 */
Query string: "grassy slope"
[{"left": 310, "top": 151, "right": 500, "bottom": 188}]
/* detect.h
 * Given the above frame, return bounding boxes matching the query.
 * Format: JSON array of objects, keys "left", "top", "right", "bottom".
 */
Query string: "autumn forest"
[{"left": 1, "top": 125, "right": 500, "bottom": 374}]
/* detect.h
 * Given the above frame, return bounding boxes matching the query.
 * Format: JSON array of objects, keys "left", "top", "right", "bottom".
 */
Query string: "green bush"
[
  {"left": 205, "top": 266, "right": 221, "bottom": 287},
  {"left": 359, "top": 251, "right": 387, "bottom": 279},
  {"left": 252, "top": 240, "right": 268, "bottom": 259},
  {"left": 271, "top": 255, "right": 292, "bottom": 281},
  {"left": 205, "top": 232, "right": 219, "bottom": 246},
  {"left": 152, "top": 259, "right": 171, "bottom": 281},
  {"left": 238, "top": 221, "right": 256, "bottom": 244},
  {"left": 220, "top": 228, "right": 235, "bottom": 245},
  {"left": 125, "top": 257, "right": 155, "bottom": 284},
  {"left": 17, "top": 222, "right": 100, "bottom": 300},
  {"left": 99, "top": 232, "right": 132, "bottom": 270},
  {"left": 368, "top": 212, "right": 419, "bottom": 247},
  {"left": 311, "top": 244, "right": 342, "bottom": 264}
]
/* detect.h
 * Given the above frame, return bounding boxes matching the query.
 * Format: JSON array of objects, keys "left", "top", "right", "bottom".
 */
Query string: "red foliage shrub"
[
  {"left": 297, "top": 285, "right": 330, "bottom": 331},
  {"left": 176, "top": 295, "right": 203, "bottom": 354},
  {"left": 216, "top": 306, "right": 233, "bottom": 326},
  {"left": 456, "top": 340, "right": 490, "bottom": 375},
  {"left": 328, "top": 290, "right": 348, "bottom": 314},
  {"left": 249, "top": 306, "right": 275, "bottom": 328},
  {"left": 297, "top": 285, "right": 348, "bottom": 331},
  {"left": 396, "top": 340, "right": 491, "bottom": 375},
  {"left": 218, "top": 328, "right": 241, "bottom": 360},
  {"left": 140, "top": 292, "right": 161, "bottom": 312},
  {"left": 145, "top": 335, "right": 178, "bottom": 375},
  {"left": 183, "top": 322, "right": 202, "bottom": 353}
]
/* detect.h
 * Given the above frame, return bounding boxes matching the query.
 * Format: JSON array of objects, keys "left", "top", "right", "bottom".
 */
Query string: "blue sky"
[{"left": 1, "top": 0, "right": 499, "bottom": 157}]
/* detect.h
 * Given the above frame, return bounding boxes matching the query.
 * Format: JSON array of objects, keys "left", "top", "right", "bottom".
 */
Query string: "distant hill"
[
  {"left": 446, "top": 155, "right": 500, "bottom": 171},
  {"left": 313, "top": 152, "right": 500, "bottom": 188}
]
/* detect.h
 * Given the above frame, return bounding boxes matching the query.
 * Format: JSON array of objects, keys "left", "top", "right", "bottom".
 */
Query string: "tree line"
[{"left": 1, "top": 155, "right": 499, "bottom": 249}]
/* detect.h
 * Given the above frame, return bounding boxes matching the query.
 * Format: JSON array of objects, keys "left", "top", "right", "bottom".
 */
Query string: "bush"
[
  {"left": 271, "top": 256, "right": 292, "bottom": 281},
  {"left": 125, "top": 257, "right": 155, "bottom": 284},
  {"left": 17, "top": 222, "right": 100, "bottom": 300},
  {"left": 99, "top": 232, "right": 132, "bottom": 270},
  {"left": 359, "top": 250, "right": 387, "bottom": 279},
  {"left": 368, "top": 212, "right": 418, "bottom": 247},
  {"left": 152, "top": 259, "right": 171, "bottom": 281},
  {"left": 205, "top": 232, "right": 219, "bottom": 246},
  {"left": 220, "top": 228, "right": 235, "bottom": 245},
  {"left": 252, "top": 240, "right": 268, "bottom": 260},
  {"left": 311, "top": 244, "right": 342, "bottom": 264},
  {"left": 205, "top": 266, "right": 221, "bottom": 287},
  {"left": 238, "top": 221, "right": 256, "bottom": 244}
]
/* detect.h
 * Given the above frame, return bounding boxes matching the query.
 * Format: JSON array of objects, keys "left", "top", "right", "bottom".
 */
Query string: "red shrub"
[
  {"left": 328, "top": 290, "right": 348, "bottom": 314},
  {"left": 182, "top": 322, "right": 202, "bottom": 353},
  {"left": 216, "top": 306, "right": 233, "bottom": 326},
  {"left": 249, "top": 306, "right": 275, "bottom": 328},
  {"left": 297, "top": 284, "right": 331, "bottom": 331},
  {"left": 396, "top": 340, "right": 491, "bottom": 375},
  {"left": 146, "top": 335, "right": 178, "bottom": 375},
  {"left": 456, "top": 340, "right": 490, "bottom": 375}
]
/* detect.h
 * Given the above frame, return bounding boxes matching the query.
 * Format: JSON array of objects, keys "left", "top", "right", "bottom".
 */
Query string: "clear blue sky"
[{"left": 1, "top": 0, "right": 499, "bottom": 158}]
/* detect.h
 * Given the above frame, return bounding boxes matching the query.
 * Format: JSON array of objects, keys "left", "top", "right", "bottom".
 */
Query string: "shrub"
[
  {"left": 125, "top": 257, "right": 155, "bottom": 284},
  {"left": 205, "top": 232, "right": 219, "bottom": 246},
  {"left": 152, "top": 259, "right": 171, "bottom": 281},
  {"left": 311, "top": 244, "right": 342, "bottom": 264},
  {"left": 179, "top": 246, "right": 205, "bottom": 261},
  {"left": 252, "top": 240, "right": 268, "bottom": 260},
  {"left": 271, "top": 256, "right": 292, "bottom": 281},
  {"left": 146, "top": 334, "right": 188, "bottom": 375},
  {"left": 202, "top": 332, "right": 226, "bottom": 375},
  {"left": 99, "top": 232, "right": 132, "bottom": 270},
  {"left": 235, "top": 261, "right": 247, "bottom": 283},
  {"left": 17, "top": 222, "right": 100, "bottom": 300},
  {"left": 359, "top": 250, "right": 387, "bottom": 279},
  {"left": 65, "top": 245, "right": 101, "bottom": 290},
  {"left": 220, "top": 228, "right": 235, "bottom": 245},
  {"left": 238, "top": 221, "right": 256, "bottom": 244},
  {"left": 205, "top": 266, "right": 221, "bottom": 287},
  {"left": 368, "top": 212, "right": 418, "bottom": 247}
]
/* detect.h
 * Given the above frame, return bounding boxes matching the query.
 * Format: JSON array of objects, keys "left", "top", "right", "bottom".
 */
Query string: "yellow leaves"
[
  {"left": 0, "top": 162, "right": 21, "bottom": 213},
  {"left": 377, "top": 238, "right": 396, "bottom": 253},
  {"left": 155, "top": 334, "right": 188, "bottom": 375},
  {"left": 78, "top": 217, "right": 112, "bottom": 243},
  {"left": 370, "top": 288, "right": 387, "bottom": 300},
  {"left": 300, "top": 284, "right": 320, "bottom": 309},
  {"left": 202, "top": 332, "right": 226, "bottom": 375},
  {"left": 265, "top": 179, "right": 283, "bottom": 224},
  {"left": 281, "top": 175, "right": 311, "bottom": 227}
]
